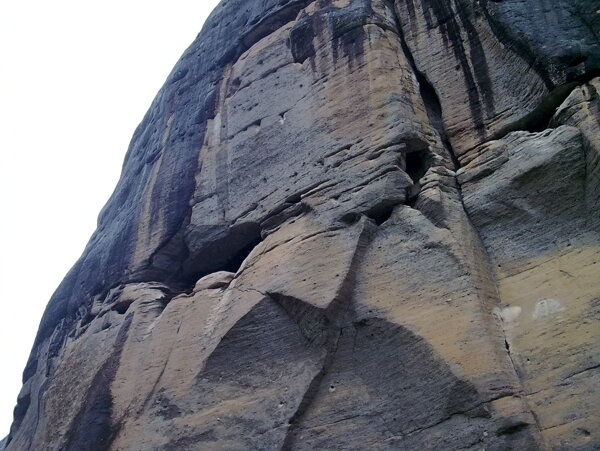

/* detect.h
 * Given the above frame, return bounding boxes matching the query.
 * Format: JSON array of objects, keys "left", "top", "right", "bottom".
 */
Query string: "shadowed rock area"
[{"left": 5, "top": 0, "right": 599, "bottom": 450}]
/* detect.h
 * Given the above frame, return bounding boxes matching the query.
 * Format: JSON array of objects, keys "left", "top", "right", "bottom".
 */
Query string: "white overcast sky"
[{"left": 0, "top": 0, "right": 220, "bottom": 436}]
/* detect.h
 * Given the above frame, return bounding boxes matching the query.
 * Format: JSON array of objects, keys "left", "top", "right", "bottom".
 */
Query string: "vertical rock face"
[{"left": 6, "top": 1, "right": 599, "bottom": 450}]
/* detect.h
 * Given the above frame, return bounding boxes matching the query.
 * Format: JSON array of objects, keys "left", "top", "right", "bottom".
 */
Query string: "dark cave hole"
[
  {"left": 417, "top": 72, "right": 444, "bottom": 134},
  {"left": 405, "top": 150, "right": 433, "bottom": 184},
  {"left": 220, "top": 235, "right": 263, "bottom": 273},
  {"left": 181, "top": 223, "right": 264, "bottom": 289},
  {"left": 496, "top": 422, "right": 529, "bottom": 436},
  {"left": 111, "top": 301, "right": 132, "bottom": 315},
  {"left": 566, "top": 54, "right": 588, "bottom": 68},
  {"left": 366, "top": 202, "right": 396, "bottom": 226},
  {"left": 285, "top": 192, "right": 302, "bottom": 204}
]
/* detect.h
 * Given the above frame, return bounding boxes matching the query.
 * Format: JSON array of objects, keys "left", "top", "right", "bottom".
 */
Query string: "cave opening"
[
  {"left": 181, "top": 223, "right": 263, "bottom": 289},
  {"left": 405, "top": 150, "right": 433, "bottom": 184},
  {"left": 366, "top": 202, "right": 396, "bottom": 226},
  {"left": 219, "top": 235, "right": 263, "bottom": 273}
]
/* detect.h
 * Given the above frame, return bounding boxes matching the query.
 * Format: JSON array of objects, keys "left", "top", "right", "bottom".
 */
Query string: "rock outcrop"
[{"left": 5, "top": 1, "right": 599, "bottom": 450}]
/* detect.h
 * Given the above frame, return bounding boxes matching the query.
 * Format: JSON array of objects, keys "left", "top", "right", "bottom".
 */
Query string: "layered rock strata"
[{"left": 5, "top": 1, "right": 599, "bottom": 450}]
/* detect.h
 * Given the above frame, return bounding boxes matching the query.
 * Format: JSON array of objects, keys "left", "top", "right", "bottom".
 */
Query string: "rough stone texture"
[{"left": 5, "top": 1, "right": 599, "bottom": 450}]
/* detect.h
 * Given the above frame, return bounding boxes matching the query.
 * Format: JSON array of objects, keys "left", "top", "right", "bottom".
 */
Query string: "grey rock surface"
[{"left": 6, "top": 1, "right": 599, "bottom": 450}]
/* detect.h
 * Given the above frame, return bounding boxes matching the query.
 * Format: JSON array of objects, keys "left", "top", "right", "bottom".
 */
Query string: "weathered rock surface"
[{"left": 5, "top": 1, "right": 599, "bottom": 450}]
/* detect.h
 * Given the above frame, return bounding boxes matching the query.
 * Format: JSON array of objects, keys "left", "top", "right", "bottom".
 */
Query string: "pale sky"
[{"left": 0, "top": 0, "right": 221, "bottom": 437}]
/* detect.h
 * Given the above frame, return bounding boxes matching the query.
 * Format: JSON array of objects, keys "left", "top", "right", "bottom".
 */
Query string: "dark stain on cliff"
[
  {"left": 239, "top": 0, "right": 312, "bottom": 63},
  {"left": 64, "top": 313, "right": 134, "bottom": 451},
  {"left": 454, "top": 3, "right": 495, "bottom": 116},
  {"left": 291, "top": 2, "right": 370, "bottom": 70},
  {"left": 479, "top": 1, "right": 554, "bottom": 89},
  {"left": 330, "top": 6, "right": 370, "bottom": 69},
  {"left": 404, "top": 0, "right": 495, "bottom": 134},
  {"left": 333, "top": 24, "right": 366, "bottom": 69},
  {"left": 391, "top": 0, "right": 460, "bottom": 173},
  {"left": 290, "top": 17, "right": 316, "bottom": 64}
]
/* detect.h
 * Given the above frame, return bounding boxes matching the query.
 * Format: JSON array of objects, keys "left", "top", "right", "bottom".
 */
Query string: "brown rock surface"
[{"left": 5, "top": 1, "right": 599, "bottom": 450}]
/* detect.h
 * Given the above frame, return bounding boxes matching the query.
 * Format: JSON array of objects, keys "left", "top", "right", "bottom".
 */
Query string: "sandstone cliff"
[{"left": 5, "top": 1, "right": 600, "bottom": 450}]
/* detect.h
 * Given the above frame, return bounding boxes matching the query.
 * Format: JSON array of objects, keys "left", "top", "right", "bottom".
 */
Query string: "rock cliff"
[{"left": 5, "top": 1, "right": 599, "bottom": 450}]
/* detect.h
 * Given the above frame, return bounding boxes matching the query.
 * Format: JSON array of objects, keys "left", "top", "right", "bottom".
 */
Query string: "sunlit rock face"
[{"left": 5, "top": 1, "right": 599, "bottom": 450}]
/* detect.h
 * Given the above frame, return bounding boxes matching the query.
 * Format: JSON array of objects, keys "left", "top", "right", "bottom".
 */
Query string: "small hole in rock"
[
  {"left": 220, "top": 236, "right": 263, "bottom": 273},
  {"left": 405, "top": 150, "right": 432, "bottom": 184},
  {"left": 567, "top": 55, "right": 587, "bottom": 67},
  {"left": 182, "top": 223, "right": 263, "bottom": 288},
  {"left": 286, "top": 193, "right": 301, "bottom": 203},
  {"left": 497, "top": 422, "right": 529, "bottom": 436},
  {"left": 112, "top": 302, "right": 132, "bottom": 315},
  {"left": 366, "top": 203, "right": 396, "bottom": 226}
]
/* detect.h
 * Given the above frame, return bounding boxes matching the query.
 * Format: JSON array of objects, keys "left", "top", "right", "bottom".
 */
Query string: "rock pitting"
[{"left": 5, "top": 1, "right": 600, "bottom": 450}]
